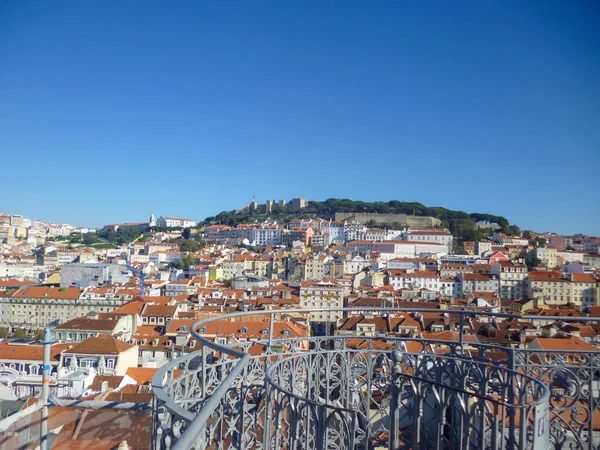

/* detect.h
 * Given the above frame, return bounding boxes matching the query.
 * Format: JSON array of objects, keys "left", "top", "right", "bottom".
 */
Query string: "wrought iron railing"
[
  {"left": 1, "top": 307, "right": 598, "bottom": 448},
  {"left": 151, "top": 308, "right": 600, "bottom": 450}
]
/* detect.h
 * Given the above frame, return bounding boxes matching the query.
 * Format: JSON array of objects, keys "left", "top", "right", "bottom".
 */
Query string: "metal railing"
[
  {"left": 150, "top": 308, "right": 600, "bottom": 449},
  {"left": 1, "top": 307, "right": 598, "bottom": 448}
]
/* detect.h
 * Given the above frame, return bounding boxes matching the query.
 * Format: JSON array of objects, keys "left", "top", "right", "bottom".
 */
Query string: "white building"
[
  {"left": 455, "top": 273, "right": 499, "bottom": 297},
  {"left": 247, "top": 227, "right": 283, "bottom": 246},
  {"left": 491, "top": 260, "right": 528, "bottom": 300},
  {"left": 345, "top": 255, "right": 372, "bottom": 274},
  {"left": 156, "top": 216, "right": 197, "bottom": 228},
  {"left": 403, "top": 228, "right": 453, "bottom": 251},
  {"left": 61, "top": 335, "right": 138, "bottom": 376},
  {"left": 534, "top": 247, "right": 557, "bottom": 269},
  {"left": 386, "top": 269, "right": 441, "bottom": 292},
  {"left": 299, "top": 279, "right": 344, "bottom": 334}
]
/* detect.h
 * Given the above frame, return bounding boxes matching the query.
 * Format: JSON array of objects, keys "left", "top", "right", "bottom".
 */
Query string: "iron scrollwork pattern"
[{"left": 151, "top": 307, "right": 600, "bottom": 449}]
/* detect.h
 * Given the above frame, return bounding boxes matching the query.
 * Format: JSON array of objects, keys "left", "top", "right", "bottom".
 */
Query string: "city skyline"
[
  {"left": 0, "top": 192, "right": 597, "bottom": 236},
  {"left": 1, "top": 1, "right": 599, "bottom": 234}
]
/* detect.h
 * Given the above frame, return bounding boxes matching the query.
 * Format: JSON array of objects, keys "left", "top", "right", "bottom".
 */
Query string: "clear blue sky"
[{"left": 1, "top": 1, "right": 598, "bottom": 234}]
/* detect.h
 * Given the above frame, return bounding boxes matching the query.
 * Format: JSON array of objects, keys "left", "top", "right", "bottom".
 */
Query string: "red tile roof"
[{"left": 65, "top": 335, "right": 135, "bottom": 355}]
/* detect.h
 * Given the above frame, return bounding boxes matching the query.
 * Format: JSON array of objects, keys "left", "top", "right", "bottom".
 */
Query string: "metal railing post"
[
  {"left": 40, "top": 326, "right": 54, "bottom": 450},
  {"left": 459, "top": 313, "right": 464, "bottom": 356}
]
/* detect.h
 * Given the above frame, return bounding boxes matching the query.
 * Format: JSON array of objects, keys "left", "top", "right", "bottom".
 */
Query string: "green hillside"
[{"left": 202, "top": 198, "right": 520, "bottom": 244}]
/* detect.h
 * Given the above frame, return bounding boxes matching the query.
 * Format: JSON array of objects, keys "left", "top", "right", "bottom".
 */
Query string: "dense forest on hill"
[{"left": 202, "top": 198, "right": 520, "bottom": 244}]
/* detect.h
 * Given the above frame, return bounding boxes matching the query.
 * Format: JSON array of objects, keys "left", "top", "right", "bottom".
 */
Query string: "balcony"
[
  {"left": 151, "top": 307, "right": 600, "bottom": 450},
  {"left": 1, "top": 308, "right": 598, "bottom": 449}
]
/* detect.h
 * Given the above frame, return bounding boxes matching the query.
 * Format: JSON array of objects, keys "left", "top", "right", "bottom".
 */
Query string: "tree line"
[{"left": 202, "top": 198, "right": 519, "bottom": 243}]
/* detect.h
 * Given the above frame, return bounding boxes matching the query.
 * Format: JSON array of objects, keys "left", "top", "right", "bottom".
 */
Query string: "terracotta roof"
[
  {"left": 462, "top": 273, "right": 495, "bottom": 281},
  {"left": 125, "top": 367, "right": 158, "bottom": 385},
  {"left": 134, "top": 325, "right": 162, "bottom": 336},
  {"left": 88, "top": 375, "right": 124, "bottom": 391},
  {"left": 0, "top": 279, "right": 35, "bottom": 287},
  {"left": 65, "top": 335, "right": 135, "bottom": 355},
  {"left": 110, "top": 300, "right": 146, "bottom": 315},
  {"left": 571, "top": 273, "right": 597, "bottom": 283},
  {"left": 421, "top": 331, "right": 480, "bottom": 344},
  {"left": 12, "top": 286, "right": 83, "bottom": 299},
  {"left": 527, "top": 271, "right": 567, "bottom": 282},
  {"left": 55, "top": 317, "right": 118, "bottom": 331},
  {"left": 530, "top": 336, "right": 599, "bottom": 351},
  {"left": 142, "top": 304, "right": 177, "bottom": 317},
  {"left": 166, "top": 319, "right": 197, "bottom": 335},
  {"left": 0, "top": 342, "right": 69, "bottom": 362}
]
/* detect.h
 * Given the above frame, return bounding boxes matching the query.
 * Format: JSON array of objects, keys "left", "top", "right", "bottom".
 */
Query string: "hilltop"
[{"left": 202, "top": 198, "right": 520, "bottom": 243}]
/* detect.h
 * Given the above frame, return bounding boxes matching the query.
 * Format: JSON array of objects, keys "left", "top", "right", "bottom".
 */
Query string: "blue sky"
[{"left": 0, "top": 1, "right": 598, "bottom": 234}]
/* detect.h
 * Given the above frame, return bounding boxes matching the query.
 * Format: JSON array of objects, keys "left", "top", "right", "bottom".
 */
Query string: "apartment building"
[
  {"left": 385, "top": 269, "right": 441, "bottom": 292},
  {"left": 156, "top": 216, "right": 197, "bottom": 228},
  {"left": 491, "top": 261, "right": 528, "bottom": 300},
  {"left": 0, "top": 286, "right": 129, "bottom": 327},
  {"left": 299, "top": 279, "right": 344, "bottom": 334},
  {"left": 525, "top": 271, "right": 598, "bottom": 309}
]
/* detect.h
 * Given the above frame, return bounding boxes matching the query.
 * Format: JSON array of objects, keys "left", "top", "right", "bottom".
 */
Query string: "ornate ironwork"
[{"left": 151, "top": 307, "right": 600, "bottom": 449}]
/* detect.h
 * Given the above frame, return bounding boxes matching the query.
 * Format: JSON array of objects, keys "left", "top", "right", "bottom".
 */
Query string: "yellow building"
[
  {"left": 209, "top": 266, "right": 224, "bottom": 281},
  {"left": 526, "top": 271, "right": 597, "bottom": 309},
  {"left": 534, "top": 247, "right": 557, "bottom": 269},
  {"left": 303, "top": 255, "right": 328, "bottom": 281}
]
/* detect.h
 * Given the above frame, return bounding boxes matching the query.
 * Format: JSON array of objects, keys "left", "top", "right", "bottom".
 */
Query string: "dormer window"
[
  {"left": 198, "top": 326, "right": 207, "bottom": 333},
  {"left": 282, "top": 328, "right": 291, "bottom": 336},
  {"left": 240, "top": 327, "right": 248, "bottom": 334},
  {"left": 262, "top": 328, "right": 269, "bottom": 335}
]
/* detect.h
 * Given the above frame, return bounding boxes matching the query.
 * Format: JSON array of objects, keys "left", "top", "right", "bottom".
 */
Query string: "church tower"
[{"left": 149, "top": 213, "right": 156, "bottom": 227}]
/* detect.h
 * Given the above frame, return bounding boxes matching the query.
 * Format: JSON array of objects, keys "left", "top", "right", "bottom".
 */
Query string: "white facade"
[
  {"left": 404, "top": 228, "right": 453, "bottom": 248},
  {"left": 386, "top": 269, "right": 441, "bottom": 292},
  {"left": 299, "top": 280, "right": 344, "bottom": 332},
  {"left": 346, "top": 255, "right": 371, "bottom": 274},
  {"left": 557, "top": 251, "right": 585, "bottom": 264},
  {"left": 248, "top": 227, "right": 283, "bottom": 246},
  {"left": 491, "top": 261, "right": 527, "bottom": 300},
  {"left": 534, "top": 247, "right": 557, "bottom": 269},
  {"left": 456, "top": 274, "right": 499, "bottom": 297},
  {"left": 156, "top": 216, "right": 197, "bottom": 228}
]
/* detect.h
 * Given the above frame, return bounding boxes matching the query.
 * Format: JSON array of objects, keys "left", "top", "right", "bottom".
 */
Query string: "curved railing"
[
  {"left": 151, "top": 308, "right": 600, "bottom": 449},
  {"left": 266, "top": 343, "right": 549, "bottom": 449}
]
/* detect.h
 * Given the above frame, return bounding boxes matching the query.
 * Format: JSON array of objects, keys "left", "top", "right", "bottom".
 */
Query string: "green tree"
[
  {"left": 508, "top": 225, "right": 521, "bottom": 236},
  {"left": 0, "top": 328, "right": 8, "bottom": 339},
  {"left": 182, "top": 227, "right": 192, "bottom": 239},
  {"left": 524, "top": 253, "right": 542, "bottom": 271},
  {"left": 13, "top": 329, "right": 26, "bottom": 339},
  {"left": 181, "top": 254, "right": 195, "bottom": 270},
  {"left": 35, "top": 331, "right": 45, "bottom": 340},
  {"left": 180, "top": 239, "right": 200, "bottom": 253}
]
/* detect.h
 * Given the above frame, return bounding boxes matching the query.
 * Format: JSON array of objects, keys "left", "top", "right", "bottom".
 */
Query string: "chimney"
[{"left": 101, "top": 381, "right": 109, "bottom": 392}]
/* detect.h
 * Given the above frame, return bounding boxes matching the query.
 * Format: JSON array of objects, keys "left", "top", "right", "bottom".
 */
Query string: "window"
[
  {"left": 106, "top": 359, "right": 114, "bottom": 369},
  {"left": 80, "top": 358, "right": 95, "bottom": 368}
]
